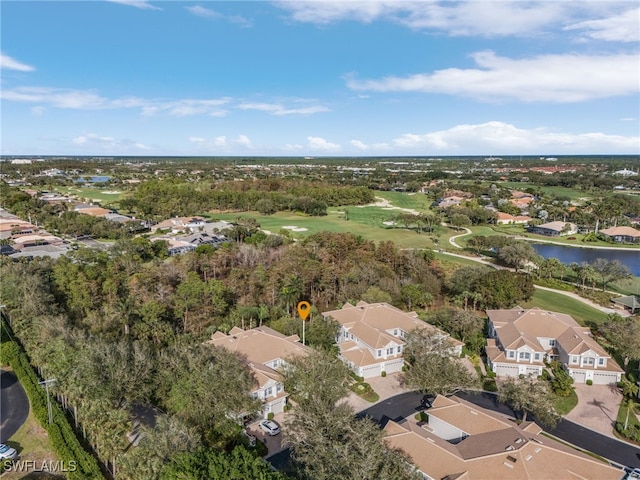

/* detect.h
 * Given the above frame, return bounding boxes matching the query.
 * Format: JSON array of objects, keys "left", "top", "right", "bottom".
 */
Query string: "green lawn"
[
  {"left": 54, "top": 186, "right": 129, "bottom": 204},
  {"left": 522, "top": 289, "right": 609, "bottom": 326},
  {"left": 552, "top": 390, "right": 579, "bottom": 415},
  {"left": 207, "top": 194, "right": 455, "bottom": 249}
]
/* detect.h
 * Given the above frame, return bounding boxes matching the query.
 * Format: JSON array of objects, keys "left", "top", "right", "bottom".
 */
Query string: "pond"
[
  {"left": 532, "top": 243, "right": 640, "bottom": 276},
  {"left": 75, "top": 175, "right": 112, "bottom": 183}
]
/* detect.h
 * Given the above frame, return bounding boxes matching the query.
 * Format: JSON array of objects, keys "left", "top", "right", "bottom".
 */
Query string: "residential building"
[
  {"left": 528, "top": 221, "right": 577, "bottom": 237},
  {"left": 151, "top": 216, "right": 206, "bottom": 234},
  {"left": 496, "top": 212, "right": 532, "bottom": 225},
  {"left": 207, "top": 326, "right": 312, "bottom": 418},
  {"left": 322, "top": 301, "right": 463, "bottom": 379},
  {"left": 486, "top": 307, "right": 623, "bottom": 384},
  {"left": 384, "top": 395, "right": 624, "bottom": 480},
  {"left": 599, "top": 226, "right": 640, "bottom": 244}
]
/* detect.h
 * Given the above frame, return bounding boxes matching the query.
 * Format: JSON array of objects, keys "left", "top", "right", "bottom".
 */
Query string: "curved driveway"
[{"left": 0, "top": 369, "right": 29, "bottom": 442}]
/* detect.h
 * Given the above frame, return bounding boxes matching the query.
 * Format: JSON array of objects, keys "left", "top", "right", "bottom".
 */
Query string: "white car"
[
  {"left": 259, "top": 420, "right": 280, "bottom": 436},
  {"left": 0, "top": 444, "right": 17, "bottom": 461}
]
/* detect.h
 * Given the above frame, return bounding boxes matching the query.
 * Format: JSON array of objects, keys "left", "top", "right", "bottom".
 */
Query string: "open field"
[
  {"left": 206, "top": 191, "right": 457, "bottom": 249},
  {"left": 522, "top": 289, "right": 609, "bottom": 326},
  {"left": 54, "top": 186, "right": 128, "bottom": 204}
]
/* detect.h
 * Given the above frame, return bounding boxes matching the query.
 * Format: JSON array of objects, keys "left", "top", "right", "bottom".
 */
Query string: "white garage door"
[
  {"left": 361, "top": 364, "right": 382, "bottom": 379},
  {"left": 526, "top": 366, "right": 542, "bottom": 377},
  {"left": 592, "top": 372, "right": 618, "bottom": 385},
  {"left": 384, "top": 359, "right": 405, "bottom": 374},
  {"left": 495, "top": 364, "right": 519, "bottom": 377},
  {"left": 572, "top": 371, "right": 586, "bottom": 383}
]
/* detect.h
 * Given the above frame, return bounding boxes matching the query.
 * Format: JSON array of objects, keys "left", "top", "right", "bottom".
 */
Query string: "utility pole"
[{"left": 39, "top": 378, "right": 57, "bottom": 424}]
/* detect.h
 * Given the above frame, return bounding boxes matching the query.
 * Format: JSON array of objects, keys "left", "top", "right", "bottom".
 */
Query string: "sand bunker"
[{"left": 282, "top": 225, "right": 308, "bottom": 232}]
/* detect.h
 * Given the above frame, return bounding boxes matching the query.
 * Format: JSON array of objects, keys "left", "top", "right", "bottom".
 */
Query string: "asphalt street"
[
  {"left": 0, "top": 369, "right": 29, "bottom": 443},
  {"left": 267, "top": 390, "right": 640, "bottom": 470}
]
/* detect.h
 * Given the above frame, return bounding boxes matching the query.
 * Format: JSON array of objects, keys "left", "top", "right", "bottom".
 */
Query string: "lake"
[{"left": 532, "top": 243, "right": 640, "bottom": 276}]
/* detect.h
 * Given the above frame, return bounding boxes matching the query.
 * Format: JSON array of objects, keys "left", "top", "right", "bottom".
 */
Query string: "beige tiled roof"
[
  {"left": 340, "top": 345, "right": 379, "bottom": 367},
  {"left": 323, "top": 301, "right": 423, "bottom": 333},
  {"left": 600, "top": 226, "right": 640, "bottom": 238},
  {"left": 384, "top": 395, "right": 623, "bottom": 480},
  {"left": 207, "top": 326, "right": 312, "bottom": 365},
  {"left": 488, "top": 307, "right": 576, "bottom": 351},
  {"left": 324, "top": 301, "right": 462, "bottom": 348}
]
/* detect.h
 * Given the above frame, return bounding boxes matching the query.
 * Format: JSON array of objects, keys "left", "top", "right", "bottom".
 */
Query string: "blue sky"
[{"left": 1, "top": 1, "right": 639, "bottom": 156}]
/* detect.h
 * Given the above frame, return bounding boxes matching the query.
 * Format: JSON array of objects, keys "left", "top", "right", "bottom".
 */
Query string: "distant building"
[
  {"left": 612, "top": 168, "right": 638, "bottom": 177},
  {"left": 528, "top": 221, "right": 576, "bottom": 237},
  {"left": 496, "top": 212, "right": 532, "bottom": 225}
]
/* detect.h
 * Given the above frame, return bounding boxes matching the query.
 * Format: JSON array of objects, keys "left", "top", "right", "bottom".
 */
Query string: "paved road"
[{"left": 0, "top": 369, "right": 29, "bottom": 442}]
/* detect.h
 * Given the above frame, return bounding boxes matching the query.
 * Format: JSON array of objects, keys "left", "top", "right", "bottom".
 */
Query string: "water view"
[{"left": 532, "top": 243, "right": 640, "bottom": 276}]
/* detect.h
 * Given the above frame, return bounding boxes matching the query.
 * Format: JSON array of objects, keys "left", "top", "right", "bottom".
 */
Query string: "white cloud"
[
  {"left": 72, "top": 132, "right": 152, "bottom": 151},
  {"left": 276, "top": 1, "right": 570, "bottom": 37},
  {"left": 1, "top": 86, "right": 232, "bottom": 116},
  {"left": 238, "top": 102, "right": 330, "bottom": 116},
  {"left": 186, "top": 5, "right": 252, "bottom": 27},
  {"left": 186, "top": 5, "right": 221, "bottom": 19},
  {"left": 1, "top": 87, "right": 109, "bottom": 109},
  {"left": 564, "top": 8, "right": 639, "bottom": 42},
  {"left": 350, "top": 139, "right": 369, "bottom": 150},
  {"left": 214, "top": 136, "right": 227, "bottom": 147},
  {"left": 387, "top": 121, "right": 639, "bottom": 154},
  {"left": 189, "top": 136, "right": 206, "bottom": 143},
  {"left": 282, "top": 143, "right": 304, "bottom": 151},
  {"left": 107, "top": 0, "right": 161, "bottom": 11},
  {"left": 0, "top": 53, "right": 35, "bottom": 72},
  {"left": 346, "top": 51, "right": 639, "bottom": 102},
  {"left": 307, "top": 136, "right": 341, "bottom": 152},
  {"left": 31, "top": 106, "right": 46, "bottom": 116},
  {"left": 235, "top": 135, "right": 252, "bottom": 147}
]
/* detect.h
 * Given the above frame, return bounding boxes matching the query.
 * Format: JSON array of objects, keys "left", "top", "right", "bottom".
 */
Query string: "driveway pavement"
[
  {"left": 342, "top": 373, "right": 411, "bottom": 413},
  {"left": 564, "top": 383, "right": 623, "bottom": 439},
  {"left": 0, "top": 369, "right": 29, "bottom": 443}
]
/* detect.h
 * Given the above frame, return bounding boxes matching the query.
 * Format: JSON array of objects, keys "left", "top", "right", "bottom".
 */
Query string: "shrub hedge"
[{"left": 1, "top": 323, "right": 103, "bottom": 479}]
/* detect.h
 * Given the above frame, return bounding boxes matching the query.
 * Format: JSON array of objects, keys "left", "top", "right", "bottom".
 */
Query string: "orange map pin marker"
[{"left": 297, "top": 301, "right": 311, "bottom": 320}]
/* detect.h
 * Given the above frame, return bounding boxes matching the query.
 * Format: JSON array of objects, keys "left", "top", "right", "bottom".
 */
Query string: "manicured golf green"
[{"left": 522, "top": 289, "right": 609, "bottom": 326}]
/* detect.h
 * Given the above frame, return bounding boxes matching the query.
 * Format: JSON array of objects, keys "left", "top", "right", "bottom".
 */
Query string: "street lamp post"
[{"left": 39, "top": 378, "right": 57, "bottom": 424}]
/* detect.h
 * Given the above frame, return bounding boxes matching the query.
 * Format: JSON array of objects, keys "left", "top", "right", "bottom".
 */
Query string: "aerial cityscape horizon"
[{"left": 1, "top": 0, "right": 639, "bottom": 157}]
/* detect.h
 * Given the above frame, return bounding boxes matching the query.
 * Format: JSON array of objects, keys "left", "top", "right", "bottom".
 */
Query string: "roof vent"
[
  {"left": 505, "top": 445, "right": 515, "bottom": 451},
  {"left": 506, "top": 455, "right": 517, "bottom": 463}
]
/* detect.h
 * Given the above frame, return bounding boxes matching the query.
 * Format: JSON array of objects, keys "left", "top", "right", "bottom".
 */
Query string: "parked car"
[
  {"left": 0, "top": 444, "right": 17, "bottom": 461},
  {"left": 259, "top": 420, "right": 280, "bottom": 436}
]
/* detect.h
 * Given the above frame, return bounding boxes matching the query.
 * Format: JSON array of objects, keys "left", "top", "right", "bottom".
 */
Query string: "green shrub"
[
  {"left": 267, "top": 412, "right": 274, "bottom": 420},
  {"left": 483, "top": 379, "right": 498, "bottom": 392},
  {"left": 586, "top": 379, "right": 593, "bottom": 386},
  {"left": 381, "top": 371, "right": 387, "bottom": 377},
  {"left": 1, "top": 322, "right": 102, "bottom": 479}
]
